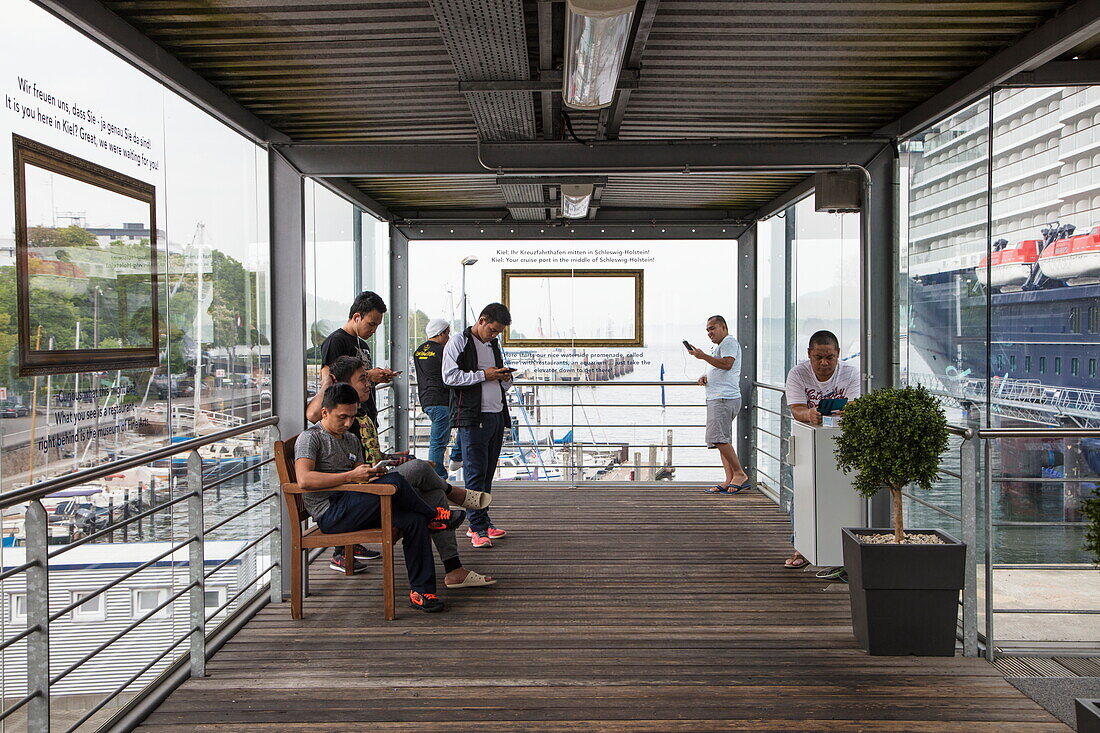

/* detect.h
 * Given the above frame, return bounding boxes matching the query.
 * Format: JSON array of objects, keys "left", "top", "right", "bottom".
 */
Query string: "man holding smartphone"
[
  {"left": 319, "top": 290, "right": 399, "bottom": 426},
  {"left": 295, "top": 384, "right": 467, "bottom": 612},
  {"left": 688, "top": 315, "right": 748, "bottom": 494},
  {"left": 443, "top": 303, "right": 514, "bottom": 548}
]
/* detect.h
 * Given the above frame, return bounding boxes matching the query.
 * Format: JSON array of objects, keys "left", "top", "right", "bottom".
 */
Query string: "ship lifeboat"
[
  {"left": 976, "top": 239, "right": 1039, "bottom": 291},
  {"left": 1038, "top": 225, "right": 1100, "bottom": 285}
]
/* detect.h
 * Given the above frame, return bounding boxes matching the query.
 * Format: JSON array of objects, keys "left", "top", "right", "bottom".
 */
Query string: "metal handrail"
[
  {"left": 978, "top": 427, "right": 1100, "bottom": 438},
  {"left": 753, "top": 381, "right": 786, "bottom": 393},
  {"left": 511, "top": 380, "right": 698, "bottom": 387},
  {"left": 0, "top": 416, "right": 279, "bottom": 509}
]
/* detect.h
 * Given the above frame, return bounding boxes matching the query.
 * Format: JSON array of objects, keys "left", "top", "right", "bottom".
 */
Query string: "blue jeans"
[
  {"left": 458, "top": 411, "right": 505, "bottom": 533},
  {"left": 424, "top": 405, "right": 454, "bottom": 481}
]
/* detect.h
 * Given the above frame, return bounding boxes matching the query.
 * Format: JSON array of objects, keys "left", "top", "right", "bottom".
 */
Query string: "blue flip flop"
[
  {"left": 703, "top": 485, "right": 730, "bottom": 494},
  {"left": 724, "top": 481, "right": 752, "bottom": 495}
]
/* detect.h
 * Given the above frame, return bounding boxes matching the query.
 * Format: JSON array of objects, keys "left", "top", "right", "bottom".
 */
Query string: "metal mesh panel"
[
  {"left": 507, "top": 207, "right": 548, "bottom": 221},
  {"left": 428, "top": 0, "right": 536, "bottom": 141}
]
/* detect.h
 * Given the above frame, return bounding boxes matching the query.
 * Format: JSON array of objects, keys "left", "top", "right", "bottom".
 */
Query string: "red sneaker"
[
  {"left": 470, "top": 531, "right": 493, "bottom": 549},
  {"left": 486, "top": 526, "right": 507, "bottom": 539}
]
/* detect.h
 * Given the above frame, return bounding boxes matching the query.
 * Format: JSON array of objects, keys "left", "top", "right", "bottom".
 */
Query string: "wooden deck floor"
[{"left": 138, "top": 486, "right": 1069, "bottom": 732}]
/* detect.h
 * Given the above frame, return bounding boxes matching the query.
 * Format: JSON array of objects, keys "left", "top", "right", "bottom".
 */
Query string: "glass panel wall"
[
  {"left": 302, "top": 188, "right": 393, "bottom": 445},
  {"left": 754, "top": 215, "right": 789, "bottom": 504},
  {"left": 0, "top": 1, "right": 274, "bottom": 726},
  {"left": 902, "top": 87, "right": 1100, "bottom": 648},
  {"left": 406, "top": 239, "right": 737, "bottom": 483}
]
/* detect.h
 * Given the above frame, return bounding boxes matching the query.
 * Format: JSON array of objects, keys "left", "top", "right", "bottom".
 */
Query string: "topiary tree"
[
  {"left": 1083, "top": 487, "right": 1100, "bottom": 566},
  {"left": 834, "top": 385, "right": 950, "bottom": 543}
]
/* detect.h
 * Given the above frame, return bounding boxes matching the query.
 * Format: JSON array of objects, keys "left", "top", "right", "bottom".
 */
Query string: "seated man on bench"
[
  {"left": 295, "top": 383, "right": 466, "bottom": 613},
  {"left": 307, "top": 355, "right": 496, "bottom": 589}
]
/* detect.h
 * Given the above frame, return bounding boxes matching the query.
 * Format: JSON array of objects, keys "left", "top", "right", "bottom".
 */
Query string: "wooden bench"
[{"left": 274, "top": 434, "right": 401, "bottom": 620}]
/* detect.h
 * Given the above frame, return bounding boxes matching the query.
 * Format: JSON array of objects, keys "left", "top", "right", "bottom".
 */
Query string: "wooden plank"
[{"left": 136, "top": 486, "right": 1068, "bottom": 731}]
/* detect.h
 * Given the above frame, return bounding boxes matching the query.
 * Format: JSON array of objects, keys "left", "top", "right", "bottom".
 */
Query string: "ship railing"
[{"left": 0, "top": 416, "right": 281, "bottom": 732}]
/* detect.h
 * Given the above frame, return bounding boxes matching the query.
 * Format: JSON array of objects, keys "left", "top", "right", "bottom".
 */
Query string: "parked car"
[
  {"left": 151, "top": 375, "right": 194, "bottom": 399},
  {"left": 0, "top": 401, "right": 30, "bottom": 418}
]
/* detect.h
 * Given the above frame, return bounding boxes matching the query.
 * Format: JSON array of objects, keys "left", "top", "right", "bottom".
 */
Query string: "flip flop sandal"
[
  {"left": 724, "top": 482, "right": 752, "bottom": 494},
  {"left": 456, "top": 489, "right": 493, "bottom": 510},
  {"left": 703, "top": 485, "right": 731, "bottom": 494},
  {"left": 445, "top": 570, "right": 497, "bottom": 589},
  {"left": 784, "top": 557, "right": 809, "bottom": 569}
]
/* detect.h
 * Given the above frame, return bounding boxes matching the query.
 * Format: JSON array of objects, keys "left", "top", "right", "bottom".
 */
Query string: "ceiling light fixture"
[
  {"left": 560, "top": 183, "right": 594, "bottom": 218},
  {"left": 562, "top": 0, "right": 637, "bottom": 110}
]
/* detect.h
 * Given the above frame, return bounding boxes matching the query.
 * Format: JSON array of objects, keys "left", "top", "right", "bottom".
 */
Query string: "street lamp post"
[{"left": 460, "top": 256, "right": 478, "bottom": 329}]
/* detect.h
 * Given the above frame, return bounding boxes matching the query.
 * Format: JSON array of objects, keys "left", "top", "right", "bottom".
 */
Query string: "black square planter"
[
  {"left": 842, "top": 528, "right": 966, "bottom": 656},
  {"left": 1077, "top": 699, "right": 1100, "bottom": 733}
]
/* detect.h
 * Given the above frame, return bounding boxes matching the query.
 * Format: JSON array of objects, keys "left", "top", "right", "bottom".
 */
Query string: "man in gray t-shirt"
[{"left": 294, "top": 384, "right": 467, "bottom": 612}]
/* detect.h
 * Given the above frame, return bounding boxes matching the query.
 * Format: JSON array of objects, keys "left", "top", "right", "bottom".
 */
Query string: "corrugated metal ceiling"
[{"left": 102, "top": 0, "right": 1077, "bottom": 218}]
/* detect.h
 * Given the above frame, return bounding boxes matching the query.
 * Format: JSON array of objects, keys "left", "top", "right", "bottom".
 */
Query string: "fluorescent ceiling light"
[
  {"left": 560, "top": 184, "right": 594, "bottom": 219},
  {"left": 562, "top": 0, "right": 637, "bottom": 110}
]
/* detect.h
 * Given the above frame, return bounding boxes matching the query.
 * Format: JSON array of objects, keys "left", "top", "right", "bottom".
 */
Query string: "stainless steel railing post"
[
  {"left": 187, "top": 450, "right": 206, "bottom": 678},
  {"left": 268, "top": 425, "right": 284, "bottom": 605},
  {"left": 959, "top": 433, "right": 978, "bottom": 657},
  {"left": 25, "top": 499, "right": 50, "bottom": 730},
  {"left": 983, "top": 439, "right": 996, "bottom": 661}
]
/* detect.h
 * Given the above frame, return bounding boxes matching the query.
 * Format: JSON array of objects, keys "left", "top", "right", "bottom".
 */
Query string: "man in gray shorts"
[{"left": 688, "top": 315, "right": 748, "bottom": 494}]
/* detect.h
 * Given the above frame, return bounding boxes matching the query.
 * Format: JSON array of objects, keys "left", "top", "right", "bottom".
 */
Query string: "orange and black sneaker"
[
  {"left": 408, "top": 591, "right": 445, "bottom": 613},
  {"left": 427, "top": 507, "right": 466, "bottom": 533}
]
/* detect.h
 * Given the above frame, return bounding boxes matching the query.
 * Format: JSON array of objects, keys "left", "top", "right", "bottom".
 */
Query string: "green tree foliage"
[
  {"left": 1083, "top": 488, "right": 1100, "bottom": 567},
  {"left": 27, "top": 224, "right": 99, "bottom": 248},
  {"left": 833, "top": 385, "right": 950, "bottom": 543}
]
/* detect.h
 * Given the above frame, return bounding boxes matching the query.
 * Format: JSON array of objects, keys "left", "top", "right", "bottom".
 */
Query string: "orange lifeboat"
[
  {"left": 1038, "top": 225, "right": 1100, "bottom": 285},
  {"left": 976, "top": 239, "right": 1039, "bottom": 291}
]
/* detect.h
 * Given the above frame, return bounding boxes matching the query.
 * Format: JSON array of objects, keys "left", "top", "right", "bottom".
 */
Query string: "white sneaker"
[{"left": 448, "top": 459, "right": 463, "bottom": 471}]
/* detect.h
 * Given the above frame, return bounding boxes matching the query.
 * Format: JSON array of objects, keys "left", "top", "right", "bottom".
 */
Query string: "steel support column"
[
  {"left": 389, "top": 226, "right": 411, "bottom": 452},
  {"left": 736, "top": 225, "right": 757, "bottom": 481},
  {"left": 865, "top": 147, "right": 898, "bottom": 528},
  {"left": 269, "top": 150, "right": 305, "bottom": 601}
]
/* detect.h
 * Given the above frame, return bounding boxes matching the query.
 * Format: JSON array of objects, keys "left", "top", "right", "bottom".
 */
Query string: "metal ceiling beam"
[
  {"left": 33, "top": 0, "right": 288, "bottom": 145},
  {"left": 1002, "top": 59, "right": 1100, "bottom": 86},
  {"left": 600, "top": 0, "right": 659, "bottom": 140},
  {"left": 877, "top": 0, "right": 1100, "bottom": 139},
  {"left": 392, "top": 207, "right": 752, "bottom": 222},
  {"left": 397, "top": 220, "right": 742, "bottom": 240},
  {"left": 497, "top": 176, "right": 608, "bottom": 186},
  {"left": 538, "top": 0, "right": 555, "bottom": 140},
  {"left": 277, "top": 139, "right": 887, "bottom": 177},
  {"left": 750, "top": 174, "right": 816, "bottom": 221},
  {"left": 316, "top": 179, "right": 394, "bottom": 222},
  {"left": 461, "top": 70, "right": 638, "bottom": 93}
]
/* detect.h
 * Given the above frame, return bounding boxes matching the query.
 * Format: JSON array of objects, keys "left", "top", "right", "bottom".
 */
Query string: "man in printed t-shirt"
[
  {"left": 784, "top": 330, "right": 861, "bottom": 426},
  {"left": 782, "top": 329, "right": 861, "bottom": 570}
]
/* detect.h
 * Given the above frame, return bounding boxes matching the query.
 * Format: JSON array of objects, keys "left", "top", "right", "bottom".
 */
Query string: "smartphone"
[
  {"left": 503, "top": 367, "right": 518, "bottom": 372},
  {"left": 817, "top": 397, "right": 849, "bottom": 416},
  {"left": 371, "top": 459, "right": 396, "bottom": 470},
  {"left": 682, "top": 340, "right": 695, "bottom": 352}
]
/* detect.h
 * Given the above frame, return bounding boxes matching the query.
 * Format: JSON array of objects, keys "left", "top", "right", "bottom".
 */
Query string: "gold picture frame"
[{"left": 500, "top": 269, "right": 644, "bottom": 348}]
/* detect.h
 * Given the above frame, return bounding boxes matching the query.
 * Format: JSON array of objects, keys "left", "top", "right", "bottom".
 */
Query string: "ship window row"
[
  {"left": 6, "top": 587, "right": 228, "bottom": 623},
  {"left": 1005, "top": 354, "right": 1092, "bottom": 378}
]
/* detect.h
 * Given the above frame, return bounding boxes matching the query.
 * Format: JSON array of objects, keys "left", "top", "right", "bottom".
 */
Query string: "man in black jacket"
[
  {"left": 442, "top": 303, "right": 514, "bottom": 549},
  {"left": 414, "top": 318, "right": 460, "bottom": 481}
]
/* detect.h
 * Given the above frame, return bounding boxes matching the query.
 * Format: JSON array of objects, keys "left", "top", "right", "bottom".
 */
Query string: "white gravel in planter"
[{"left": 857, "top": 532, "right": 947, "bottom": 545}]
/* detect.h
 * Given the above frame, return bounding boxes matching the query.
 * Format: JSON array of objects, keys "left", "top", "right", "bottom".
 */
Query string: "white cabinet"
[{"left": 789, "top": 421, "right": 865, "bottom": 567}]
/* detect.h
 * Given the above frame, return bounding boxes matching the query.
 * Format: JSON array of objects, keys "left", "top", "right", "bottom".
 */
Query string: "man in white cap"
[{"left": 414, "top": 318, "right": 460, "bottom": 481}]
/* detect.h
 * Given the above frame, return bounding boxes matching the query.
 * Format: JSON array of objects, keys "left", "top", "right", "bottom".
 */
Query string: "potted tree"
[
  {"left": 834, "top": 385, "right": 965, "bottom": 656},
  {"left": 1076, "top": 488, "right": 1100, "bottom": 732}
]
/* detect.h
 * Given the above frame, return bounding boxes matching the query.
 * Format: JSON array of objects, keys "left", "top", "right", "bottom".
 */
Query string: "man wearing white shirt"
[
  {"left": 442, "top": 303, "right": 514, "bottom": 549},
  {"left": 783, "top": 330, "right": 861, "bottom": 569},
  {"left": 689, "top": 315, "right": 748, "bottom": 494},
  {"left": 784, "top": 330, "right": 861, "bottom": 426}
]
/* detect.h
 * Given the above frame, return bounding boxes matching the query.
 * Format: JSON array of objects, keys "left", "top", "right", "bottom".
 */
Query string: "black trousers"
[{"left": 317, "top": 473, "right": 437, "bottom": 594}]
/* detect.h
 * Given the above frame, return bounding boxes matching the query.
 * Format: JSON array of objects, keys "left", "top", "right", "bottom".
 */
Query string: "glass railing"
[
  {"left": 748, "top": 390, "right": 1100, "bottom": 658},
  {"left": 408, "top": 380, "right": 731, "bottom": 483},
  {"left": 0, "top": 416, "right": 280, "bottom": 732}
]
